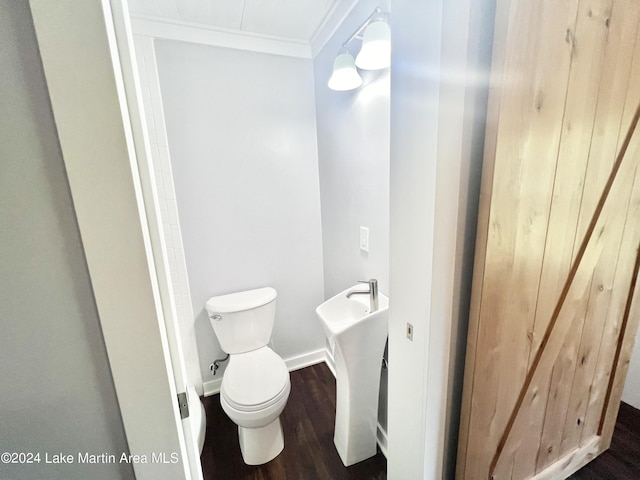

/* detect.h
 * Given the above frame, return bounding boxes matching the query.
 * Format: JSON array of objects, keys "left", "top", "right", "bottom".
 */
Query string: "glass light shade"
[
  {"left": 328, "top": 52, "right": 363, "bottom": 91},
  {"left": 355, "top": 21, "right": 391, "bottom": 70}
]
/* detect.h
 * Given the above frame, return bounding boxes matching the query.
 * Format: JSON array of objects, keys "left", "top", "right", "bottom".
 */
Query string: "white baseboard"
[
  {"left": 202, "top": 377, "right": 222, "bottom": 397},
  {"left": 324, "top": 347, "right": 336, "bottom": 377},
  {"left": 285, "top": 348, "right": 327, "bottom": 372},
  {"left": 202, "top": 348, "right": 327, "bottom": 396}
]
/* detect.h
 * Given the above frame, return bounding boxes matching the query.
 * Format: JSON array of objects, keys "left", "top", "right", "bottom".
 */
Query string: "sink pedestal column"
[{"left": 332, "top": 320, "right": 387, "bottom": 466}]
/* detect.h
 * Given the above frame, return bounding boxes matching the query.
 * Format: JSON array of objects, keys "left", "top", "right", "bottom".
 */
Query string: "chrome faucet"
[{"left": 346, "top": 279, "right": 379, "bottom": 312}]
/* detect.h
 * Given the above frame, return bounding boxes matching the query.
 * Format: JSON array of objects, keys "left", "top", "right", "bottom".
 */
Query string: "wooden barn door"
[{"left": 456, "top": 0, "right": 640, "bottom": 479}]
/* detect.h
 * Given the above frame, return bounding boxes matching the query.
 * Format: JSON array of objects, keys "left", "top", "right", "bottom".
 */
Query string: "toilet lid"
[{"left": 221, "top": 347, "right": 289, "bottom": 408}]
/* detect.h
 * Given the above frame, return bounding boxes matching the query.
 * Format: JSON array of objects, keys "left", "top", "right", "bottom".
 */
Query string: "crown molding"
[
  {"left": 130, "top": 14, "right": 313, "bottom": 59},
  {"left": 309, "top": 0, "right": 360, "bottom": 58}
]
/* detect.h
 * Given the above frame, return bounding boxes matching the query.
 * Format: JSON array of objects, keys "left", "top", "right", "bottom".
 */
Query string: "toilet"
[{"left": 205, "top": 287, "right": 290, "bottom": 465}]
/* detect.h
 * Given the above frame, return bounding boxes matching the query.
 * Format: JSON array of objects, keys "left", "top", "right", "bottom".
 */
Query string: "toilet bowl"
[
  {"left": 221, "top": 347, "right": 290, "bottom": 464},
  {"left": 205, "top": 287, "right": 290, "bottom": 465}
]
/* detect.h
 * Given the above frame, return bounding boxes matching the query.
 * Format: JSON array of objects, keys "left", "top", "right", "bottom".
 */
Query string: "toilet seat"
[
  {"left": 221, "top": 346, "right": 290, "bottom": 412},
  {"left": 222, "top": 380, "right": 290, "bottom": 413}
]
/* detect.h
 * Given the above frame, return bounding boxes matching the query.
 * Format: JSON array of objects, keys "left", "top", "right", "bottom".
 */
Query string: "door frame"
[
  {"left": 29, "top": 0, "right": 201, "bottom": 478},
  {"left": 29, "top": 0, "right": 488, "bottom": 479}
]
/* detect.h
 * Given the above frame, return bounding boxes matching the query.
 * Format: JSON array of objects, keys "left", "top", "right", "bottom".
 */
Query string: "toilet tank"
[{"left": 205, "top": 287, "right": 277, "bottom": 354}]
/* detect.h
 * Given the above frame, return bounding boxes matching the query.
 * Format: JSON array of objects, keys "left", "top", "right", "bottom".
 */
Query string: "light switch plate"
[{"left": 360, "top": 226, "right": 369, "bottom": 252}]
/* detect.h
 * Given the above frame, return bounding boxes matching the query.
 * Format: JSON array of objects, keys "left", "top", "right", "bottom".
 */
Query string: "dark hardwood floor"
[
  {"left": 200, "top": 363, "right": 386, "bottom": 480},
  {"left": 570, "top": 401, "right": 640, "bottom": 480},
  {"left": 200, "top": 362, "right": 639, "bottom": 480}
]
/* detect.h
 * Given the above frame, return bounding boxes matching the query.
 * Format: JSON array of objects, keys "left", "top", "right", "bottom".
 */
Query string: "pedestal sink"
[{"left": 316, "top": 282, "right": 389, "bottom": 466}]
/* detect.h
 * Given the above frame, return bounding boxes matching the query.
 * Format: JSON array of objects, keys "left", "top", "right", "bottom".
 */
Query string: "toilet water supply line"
[{"left": 210, "top": 354, "right": 229, "bottom": 375}]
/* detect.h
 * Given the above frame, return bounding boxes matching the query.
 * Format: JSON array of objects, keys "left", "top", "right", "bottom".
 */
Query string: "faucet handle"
[{"left": 358, "top": 279, "right": 377, "bottom": 286}]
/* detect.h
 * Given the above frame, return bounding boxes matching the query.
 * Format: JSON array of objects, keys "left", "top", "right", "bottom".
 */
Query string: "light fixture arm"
[{"left": 340, "top": 7, "right": 388, "bottom": 49}]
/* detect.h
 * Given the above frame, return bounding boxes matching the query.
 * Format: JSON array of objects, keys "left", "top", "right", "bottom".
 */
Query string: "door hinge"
[{"left": 177, "top": 392, "right": 189, "bottom": 419}]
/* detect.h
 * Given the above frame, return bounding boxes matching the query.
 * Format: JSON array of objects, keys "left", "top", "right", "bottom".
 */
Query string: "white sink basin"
[
  {"left": 316, "top": 286, "right": 388, "bottom": 339},
  {"left": 316, "top": 284, "right": 389, "bottom": 467}
]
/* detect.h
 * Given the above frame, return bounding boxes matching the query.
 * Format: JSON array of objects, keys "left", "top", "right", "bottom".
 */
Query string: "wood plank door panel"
[{"left": 456, "top": 0, "right": 640, "bottom": 479}]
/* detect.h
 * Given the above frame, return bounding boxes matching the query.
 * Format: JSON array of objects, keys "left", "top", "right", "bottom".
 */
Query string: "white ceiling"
[{"left": 127, "top": 0, "right": 339, "bottom": 43}]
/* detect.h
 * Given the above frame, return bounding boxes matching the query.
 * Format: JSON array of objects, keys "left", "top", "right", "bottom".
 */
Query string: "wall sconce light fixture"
[
  {"left": 328, "top": 8, "right": 391, "bottom": 92},
  {"left": 328, "top": 50, "right": 363, "bottom": 91}
]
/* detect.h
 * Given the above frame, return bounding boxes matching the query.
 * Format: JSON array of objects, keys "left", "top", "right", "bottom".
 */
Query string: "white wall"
[
  {"left": 388, "top": 0, "right": 444, "bottom": 475},
  {"left": 312, "top": 0, "right": 391, "bottom": 436},
  {"left": 0, "top": 2, "right": 133, "bottom": 478},
  {"left": 313, "top": 0, "right": 391, "bottom": 299},
  {"left": 622, "top": 329, "right": 640, "bottom": 409},
  {"left": 388, "top": 0, "right": 490, "bottom": 478},
  {"left": 154, "top": 40, "right": 326, "bottom": 380}
]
